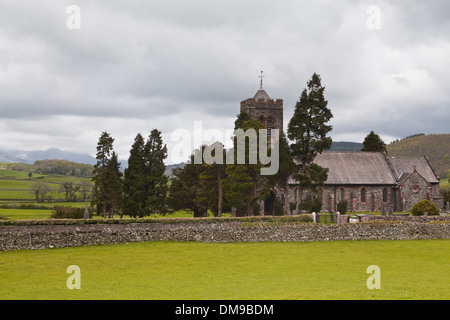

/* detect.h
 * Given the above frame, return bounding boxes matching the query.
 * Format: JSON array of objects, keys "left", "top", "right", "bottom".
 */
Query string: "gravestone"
[
  {"left": 388, "top": 207, "right": 393, "bottom": 216},
  {"left": 446, "top": 201, "right": 449, "bottom": 212},
  {"left": 330, "top": 211, "right": 335, "bottom": 223},
  {"left": 424, "top": 211, "right": 428, "bottom": 216},
  {"left": 83, "top": 191, "right": 90, "bottom": 219},
  {"left": 381, "top": 207, "right": 386, "bottom": 216}
]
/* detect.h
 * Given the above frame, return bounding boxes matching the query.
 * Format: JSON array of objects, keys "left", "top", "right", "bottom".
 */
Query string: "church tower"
[{"left": 240, "top": 71, "right": 284, "bottom": 140}]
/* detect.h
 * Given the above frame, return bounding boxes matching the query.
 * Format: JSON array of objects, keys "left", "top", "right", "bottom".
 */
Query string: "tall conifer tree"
[
  {"left": 287, "top": 73, "right": 333, "bottom": 211},
  {"left": 144, "top": 129, "right": 168, "bottom": 215},
  {"left": 92, "top": 131, "right": 115, "bottom": 218},
  {"left": 104, "top": 151, "right": 123, "bottom": 218},
  {"left": 123, "top": 133, "right": 146, "bottom": 217}
]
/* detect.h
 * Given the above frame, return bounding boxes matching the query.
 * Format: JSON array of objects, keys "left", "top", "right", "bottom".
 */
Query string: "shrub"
[
  {"left": 411, "top": 199, "right": 439, "bottom": 216},
  {"left": 441, "top": 188, "right": 450, "bottom": 205},
  {"left": 273, "top": 197, "right": 284, "bottom": 216},
  {"left": 297, "top": 214, "right": 314, "bottom": 223},
  {"left": 51, "top": 206, "right": 87, "bottom": 219},
  {"left": 299, "top": 196, "right": 322, "bottom": 213},
  {"left": 290, "top": 202, "right": 296, "bottom": 213},
  {"left": 337, "top": 200, "right": 348, "bottom": 215},
  {"left": 0, "top": 214, "right": 9, "bottom": 220}
]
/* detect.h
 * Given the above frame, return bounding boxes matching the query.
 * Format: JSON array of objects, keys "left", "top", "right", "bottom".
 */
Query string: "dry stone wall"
[{"left": 0, "top": 216, "right": 449, "bottom": 251}]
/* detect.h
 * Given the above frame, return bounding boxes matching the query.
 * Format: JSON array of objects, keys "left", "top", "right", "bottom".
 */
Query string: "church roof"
[
  {"left": 287, "top": 152, "right": 440, "bottom": 186},
  {"left": 315, "top": 152, "right": 397, "bottom": 185},
  {"left": 253, "top": 89, "right": 271, "bottom": 101},
  {"left": 389, "top": 157, "right": 440, "bottom": 183}
]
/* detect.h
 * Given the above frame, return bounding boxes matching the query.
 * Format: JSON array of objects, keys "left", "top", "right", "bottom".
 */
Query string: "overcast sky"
[{"left": 0, "top": 0, "right": 449, "bottom": 164}]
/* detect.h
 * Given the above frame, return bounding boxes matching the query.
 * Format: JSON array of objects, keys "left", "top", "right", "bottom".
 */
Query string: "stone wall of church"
[
  {"left": 397, "top": 172, "right": 443, "bottom": 211},
  {"left": 288, "top": 185, "right": 397, "bottom": 213}
]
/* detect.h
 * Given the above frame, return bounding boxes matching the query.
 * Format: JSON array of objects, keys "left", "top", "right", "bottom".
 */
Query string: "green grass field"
[
  {"left": 0, "top": 165, "right": 90, "bottom": 203},
  {"left": 0, "top": 240, "right": 448, "bottom": 300},
  {"left": 441, "top": 179, "right": 449, "bottom": 188},
  {"left": 0, "top": 208, "right": 53, "bottom": 220}
]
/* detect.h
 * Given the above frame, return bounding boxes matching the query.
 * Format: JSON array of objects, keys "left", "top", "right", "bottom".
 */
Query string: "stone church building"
[
  {"left": 240, "top": 78, "right": 444, "bottom": 213},
  {"left": 287, "top": 151, "right": 444, "bottom": 213}
]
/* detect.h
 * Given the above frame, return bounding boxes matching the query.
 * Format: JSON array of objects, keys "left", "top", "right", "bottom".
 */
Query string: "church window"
[
  {"left": 294, "top": 188, "right": 300, "bottom": 202},
  {"left": 338, "top": 187, "right": 345, "bottom": 202},
  {"left": 360, "top": 188, "right": 366, "bottom": 203},
  {"left": 382, "top": 188, "right": 388, "bottom": 203},
  {"left": 259, "top": 116, "right": 265, "bottom": 125},
  {"left": 410, "top": 185, "right": 421, "bottom": 194},
  {"left": 317, "top": 188, "right": 323, "bottom": 204}
]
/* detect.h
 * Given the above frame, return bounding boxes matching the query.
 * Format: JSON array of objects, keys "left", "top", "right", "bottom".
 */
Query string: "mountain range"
[
  {"left": 1, "top": 136, "right": 447, "bottom": 179},
  {"left": 0, "top": 142, "right": 362, "bottom": 167},
  {"left": 0, "top": 147, "right": 97, "bottom": 165}
]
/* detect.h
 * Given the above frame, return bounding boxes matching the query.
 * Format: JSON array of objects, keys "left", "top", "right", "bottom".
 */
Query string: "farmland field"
[
  {"left": 0, "top": 163, "right": 91, "bottom": 205},
  {"left": 0, "top": 208, "right": 53, "bottom": 220},
  {"left": 0, "top": 240, "right": 448, "bottom": 300}
]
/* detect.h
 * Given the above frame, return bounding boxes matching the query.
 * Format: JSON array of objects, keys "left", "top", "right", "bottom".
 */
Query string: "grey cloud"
[{"left": 0, "top": 0, "right": 448, "bottom": 160}]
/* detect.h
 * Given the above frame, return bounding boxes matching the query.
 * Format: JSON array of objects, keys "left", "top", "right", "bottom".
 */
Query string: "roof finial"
[{"left": 258, "top": 70, "right": 265, "bottom": 89}]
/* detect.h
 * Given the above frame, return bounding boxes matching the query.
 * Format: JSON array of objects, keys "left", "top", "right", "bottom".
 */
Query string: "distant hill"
[
  {"left": 329, "top": 142, "right": 363, "bottom": 152},
  {"left": 386, "top": 134, "right": 450, "bottom": 179},
  {"left": 0, "top": 147, "right": 97, "bottom": 165},
  {"left": 165, "top": 162, "right": 185, "bottom": 179},
  {"left": 0, "top": 147, "right": 130, "bottom": 169}
]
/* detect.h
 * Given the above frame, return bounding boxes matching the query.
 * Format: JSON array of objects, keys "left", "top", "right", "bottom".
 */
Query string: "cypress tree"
[
  {"left": 287, "top": 73, "right": 333, "bottom": 211},
  {"left": 144, "top": 129, "right": 168, "bottom": 215},
  {"left": 92, "top": 131, "right": 115, "bottom": 218},
  {"left": 123, "top": 133, "right": 146, "bottom": 217},
  {"left": 104, "top": 151, "right": 123, "bottom": 218}
]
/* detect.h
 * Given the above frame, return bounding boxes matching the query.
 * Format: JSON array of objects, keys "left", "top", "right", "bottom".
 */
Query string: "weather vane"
[{"left": 258, "top": 70, "right": 265, "bottom": 89}]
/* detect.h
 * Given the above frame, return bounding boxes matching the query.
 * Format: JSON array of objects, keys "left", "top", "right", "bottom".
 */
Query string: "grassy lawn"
[
  {"left": 0, "top": 208, "right": 53, "bottom": 220},
  {"left": 0, "top": 240, "right": 448, "bottom": 300},
  {"left": 441, "top": 179, "right": 449, "bottom": 188},
  {"left": 0, "top": 166, "right": 91, "bottom": 203},
  {"left": 0, "top": 168, "right": 44, "bottom": 180}
]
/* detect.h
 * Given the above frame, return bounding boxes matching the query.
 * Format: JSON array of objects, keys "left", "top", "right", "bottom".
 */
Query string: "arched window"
[
  {"left": 382, "top": 188, "right": 388, "bottom": 203},
  {"left": 258, "top": 116, "right": 265, "bottom": 126},
  {"left": 317, "top": 188, "right": 324, "bottom": 204},
  {"left": 360, "top": 188, "right": 366, "bottom": 203},
  {"left": 294, "top": 188, "right": 300, "bottom": 202},
  {"left": 338, "top": 187, "right": 345, "bottom": 202}
]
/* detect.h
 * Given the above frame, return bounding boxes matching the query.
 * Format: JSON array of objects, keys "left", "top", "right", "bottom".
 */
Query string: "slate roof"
[
  {"left": 389, "top": 157, "right": 440, "bottom": 183},
  {"left": 288, "top": 152, "right": 440, "bottom": 186},
  {"left": 253, "top": 89, "right": 271, "bottom": 101}
]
